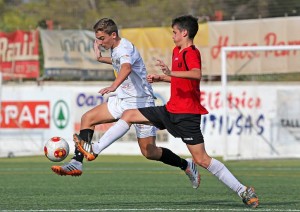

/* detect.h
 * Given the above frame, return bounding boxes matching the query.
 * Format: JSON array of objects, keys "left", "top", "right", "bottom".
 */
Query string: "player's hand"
[
  {"left": 156, "top": 59, "right": 171, "bottom": 76},
  {"left": 147, "top": 74, "right": 161, "bottom": 83},
  {"left": 98, "top": 86, "right": 117, "bottom": 95},
  {"left": 93, "top": 40, "right": 102, "bottom": 60}
]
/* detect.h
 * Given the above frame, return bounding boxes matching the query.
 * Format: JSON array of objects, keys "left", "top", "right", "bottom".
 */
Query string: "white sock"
[
  {"left": 207, "top": 158, "right": 246, "bottom": 198},
  {"left": 92, "top": 119, "right": 130, "bottom": 154}
]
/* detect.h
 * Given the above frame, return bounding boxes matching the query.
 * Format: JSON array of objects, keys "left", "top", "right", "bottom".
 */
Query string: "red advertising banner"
[
  {"left": 0, "top": 30, "right": 39, "bottom": 80},
  {"left": 0, "top": 101, "right": 50, "bottom": 128}
]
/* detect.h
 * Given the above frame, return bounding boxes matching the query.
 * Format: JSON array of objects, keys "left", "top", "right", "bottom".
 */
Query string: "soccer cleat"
[
  {"left": 185, "top": 158, "right": 200, "bottom": 189},
  {"left": 51, "top": 159, "right": 82, "bottom": 176},
  {"left": 241, "top": 186, "right": 259, "bottom": 208},
  {"left": 73, "top": 134, "right": 98, "bottom": 161}
]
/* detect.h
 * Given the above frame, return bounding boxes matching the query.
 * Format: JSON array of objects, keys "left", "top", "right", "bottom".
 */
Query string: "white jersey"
[{"left": 111, "top": 38, "right": 155, "bottom": 99}]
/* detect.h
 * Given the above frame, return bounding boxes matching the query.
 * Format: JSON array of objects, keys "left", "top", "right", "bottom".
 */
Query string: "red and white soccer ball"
[{"left": 44, "top": 137, "right": 69, "bottom": 162}]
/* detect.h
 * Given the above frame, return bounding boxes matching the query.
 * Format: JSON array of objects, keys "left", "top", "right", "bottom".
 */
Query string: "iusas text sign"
[
  {"left": 0, "top": 30, "right": 40, "bottom": 79},
  {"left": 0, "top": 101, "right": 50, "bottom": 128}
]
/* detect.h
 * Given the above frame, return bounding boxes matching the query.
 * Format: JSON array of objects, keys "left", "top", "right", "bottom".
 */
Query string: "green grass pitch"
[{"left": 0, "top": 155, "right": 300, "bottom": 211}]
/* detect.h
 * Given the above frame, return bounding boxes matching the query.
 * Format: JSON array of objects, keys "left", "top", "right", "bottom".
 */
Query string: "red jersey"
[{"left": 166, "top": 45, "right": 208, "bottom": 115}]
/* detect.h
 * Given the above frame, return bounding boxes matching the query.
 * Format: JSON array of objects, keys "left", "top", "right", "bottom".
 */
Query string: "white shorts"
[{"left": 107, "top": 95, "right": 157, "bottom": 138}]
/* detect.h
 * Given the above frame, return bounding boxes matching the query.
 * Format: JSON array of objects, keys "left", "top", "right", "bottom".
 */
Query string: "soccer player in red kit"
[
  {"left": 166, "top": 44, "right": 208, "bottom": 114},
  {"left": 76, "top": 15, "right": 259, "bottom": 208}
]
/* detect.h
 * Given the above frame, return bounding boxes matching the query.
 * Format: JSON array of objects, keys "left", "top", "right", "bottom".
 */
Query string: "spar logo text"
[{"left": 0, "top": 101, "right": 50, "bottom": 128}]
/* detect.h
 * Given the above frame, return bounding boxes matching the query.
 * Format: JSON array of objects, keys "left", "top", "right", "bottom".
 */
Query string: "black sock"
[
  {"left": 72, "top": 129, "right": 94, "bottom": 163},
  {"left": 159, "top": 147, "right": 188, "bottom": 170}
]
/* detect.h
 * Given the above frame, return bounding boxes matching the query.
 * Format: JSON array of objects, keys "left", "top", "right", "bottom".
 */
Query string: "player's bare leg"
[
  {"left": 137, "top": 136, "right": 200, "bottom": 189},
  {"left": 187, "top": 143, "right": 259, "bottom": 207}
]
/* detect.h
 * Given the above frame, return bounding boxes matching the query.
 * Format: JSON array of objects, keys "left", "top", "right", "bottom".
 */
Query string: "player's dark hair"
[
  {"left": 93, "top": 18, "right": 118, "bottom": 36},
  {"left": 172, "top": 15, "right": 198, "bottom": 39}
]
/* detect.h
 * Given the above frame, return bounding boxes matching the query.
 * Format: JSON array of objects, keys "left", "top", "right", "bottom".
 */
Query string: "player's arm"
[
  {"left": 94, "top": 40, "right": 112, "bottom": 64},
  {"left": 147, "top": 74, "right": 171, "bottom": 83},
  {"left": 157, "top": 57, "right": 202, "bottom": 80},
  {"left": 97, "top": 56, "right": 112, "bottom": 64},
  {"left": 99, "top": 63, "right": 131, "bottom": 95},
  {"left": 167, "top": 68, "right": 202, "bottom": 80}
]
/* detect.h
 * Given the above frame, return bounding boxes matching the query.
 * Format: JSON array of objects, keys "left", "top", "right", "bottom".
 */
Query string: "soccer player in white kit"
[{"left": 52, "top": 18, "right": 200, "bottom": 189}]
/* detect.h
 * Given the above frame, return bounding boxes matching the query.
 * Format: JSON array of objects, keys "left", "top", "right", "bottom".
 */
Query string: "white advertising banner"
[
  {"left": 0, "top": 85, "right": 74, "bottom": 157},
  {"left": 1, "top": 83, "right": 300, "bottom": 159},
  {"left": 277, "top": 90, "right": 300, "bottom": 153},
  {"left": 40, "top": 30, "right": 112, "bottom": 79}
]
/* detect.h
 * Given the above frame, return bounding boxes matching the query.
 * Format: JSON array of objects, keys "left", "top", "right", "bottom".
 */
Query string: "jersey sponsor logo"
[{"left": 0, "top": 101, "right": 50, "bottom": 128}]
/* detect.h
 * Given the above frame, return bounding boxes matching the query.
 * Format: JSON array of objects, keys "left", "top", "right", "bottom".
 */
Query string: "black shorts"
[{"left": 138, "top": 106, "right": 204, "bottom": 145}]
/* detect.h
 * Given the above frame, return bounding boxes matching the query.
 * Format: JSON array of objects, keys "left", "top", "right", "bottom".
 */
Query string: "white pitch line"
[
  {"left": 1, "top": 167, "right": 300, "bottom": 171},
  {"left": 2, "top": 208, "right": 300, "bottom": 212}
]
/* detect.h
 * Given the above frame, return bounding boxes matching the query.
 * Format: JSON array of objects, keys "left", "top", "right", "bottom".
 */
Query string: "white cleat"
[
  {"left": 184, "top": 158, "right": 200, "bottom": 189},
  {"left": 51, "top": 159, "right": 83, "bottom": 176}
]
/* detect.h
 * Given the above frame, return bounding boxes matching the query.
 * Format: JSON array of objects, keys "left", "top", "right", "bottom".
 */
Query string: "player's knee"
[
  {"left": 193, "top": 156, "right": 211, "bottom": 169},
  {"left": 140, "top": 145, "right": 159, "bottom": 160},
  {"left": 80, "top": 112, "right": 96, "bottom": 128},
  {"left": 81, "top": 112, "right": 90, "bottom": 123}
]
